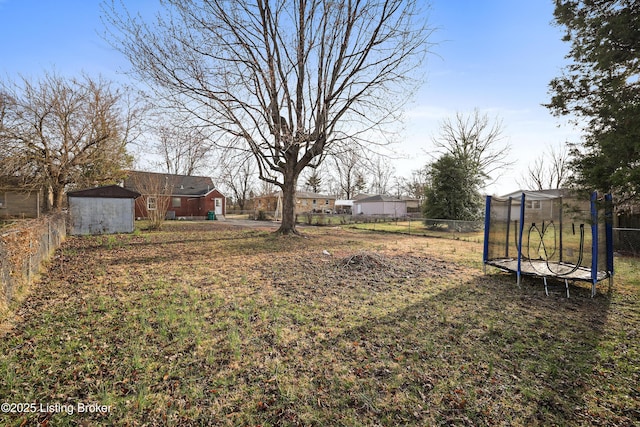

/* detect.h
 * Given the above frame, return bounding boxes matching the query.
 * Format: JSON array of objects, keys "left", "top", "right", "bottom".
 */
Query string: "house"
[
  {"left": 0, "top": 180, "right": 47, "bottom": 219},
  {"left": 123, "top": 171, "right": 226, "bottom": 220},
  {"left": 404, "top": 198, "right": 422, "bottom": 214},
  {"left": 333, "top": 194, "right": 375, "bottom": 214},
  {"left": 253, "top": 190, "right": 336, "bottom": 216},
  {"left": 67, "top": 185, "right": 141, "bottom": 235},
  {"left": 352, "top": 195, "right": 407, "bottom": 217},
  {"left": 497, "top": 189, "right": 572, "bottom": 222}
]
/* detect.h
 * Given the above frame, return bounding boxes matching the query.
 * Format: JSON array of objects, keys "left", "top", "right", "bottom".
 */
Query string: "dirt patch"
[
  {"left": 337, "top": 251, "right": 458, "bottom": 277},
  {"left": 261, "top": 248, "right": 471, "bottom": 309}
]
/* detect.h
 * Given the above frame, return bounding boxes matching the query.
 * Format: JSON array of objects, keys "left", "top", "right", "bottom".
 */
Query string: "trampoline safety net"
[{"left": 483, "top": 191, "right": 613, "bottom": 297}]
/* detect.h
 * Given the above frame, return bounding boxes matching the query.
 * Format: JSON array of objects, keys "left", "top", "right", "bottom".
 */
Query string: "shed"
[
  {"left": 352, "top": 195, "right": 407, "bottom": 217},
  {"left": 67, "top": 185, "right": 141, "bottom": 235}
]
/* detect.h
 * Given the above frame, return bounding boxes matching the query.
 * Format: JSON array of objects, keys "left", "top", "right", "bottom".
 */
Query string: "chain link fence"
[
  {"left": 345, "top": 216, "right": 483, "bottom": 236},
  {"left": 1, "top": 213, "right": 66, "bottom": 310},
  {"left": 220, "top": 210, "right": 640, "bottom": 255},
  {"left": 613, "top": 228, "right": 640, "bottom": 256}
]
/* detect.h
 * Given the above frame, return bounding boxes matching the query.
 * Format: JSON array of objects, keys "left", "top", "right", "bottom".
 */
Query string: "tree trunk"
[
  {"left": 51, "top": 185, "right": 65, "bottom": 211},
  {"left": 276, "top": 166, "right": 299, "bottom": 235}
]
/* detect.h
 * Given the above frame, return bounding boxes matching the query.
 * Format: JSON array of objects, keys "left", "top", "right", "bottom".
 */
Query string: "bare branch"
[
  {"left": 432, "top": 109, "right": 511, "bottom": 186},
  {"left": 519, "top": 145, "right": 571, "bottom": 191},
  {"left": 0, "top": 72, "right": 143, "bottom": 209},
  {"left": 102, "top": 0, "right": 433, "bottom": 233}
]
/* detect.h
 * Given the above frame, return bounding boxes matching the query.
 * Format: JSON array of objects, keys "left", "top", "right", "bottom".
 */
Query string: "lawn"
[
  {"left": 0, "top": 221, "right": 638, "bottom": 426},
  {"left": 345, "top": 220, "right": 484, "bottom": 242}
]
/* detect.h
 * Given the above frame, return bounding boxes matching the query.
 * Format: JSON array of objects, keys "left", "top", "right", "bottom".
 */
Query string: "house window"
[
  {"left": 312, "top": 199, "right": 317, "bottom": 206},
  {"left": 215, "top": 199, "right": 221, "bottom": 207},
  {"left": 172, "top": 197, "right": 181, "bottom": 208},
  {"left": 147, "top": 196, "right": 157, "bottom": 211},
  {"left": 525, "top": 200, "right": 541, "bottom": 210},
  {"left": 325, "top": 199, "right": 329, "bottom": 205}
]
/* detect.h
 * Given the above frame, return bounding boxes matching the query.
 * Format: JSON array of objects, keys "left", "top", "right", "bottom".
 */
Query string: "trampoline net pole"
[
  {"left": 483, "top": 196, "right": 491, "bottom": 268},
  {"left": 517, "top": 193, "right": 526, "bottom": 285},
  {"left": 590, "top": 191, "right": 598, "bottom": 297}
]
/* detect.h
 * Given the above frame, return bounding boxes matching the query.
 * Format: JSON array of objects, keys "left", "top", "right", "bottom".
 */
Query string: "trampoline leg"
[
  {"left": 544, "top": 277, "right": 548, "bottom": 296},
  {"left": 565, "top": 279, "right": 569, "bottom": 299}
]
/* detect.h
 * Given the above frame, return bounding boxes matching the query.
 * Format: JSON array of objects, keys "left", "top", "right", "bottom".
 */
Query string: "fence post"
[{"left": 28, "top": 239, "right": 32, "bottom": 285}]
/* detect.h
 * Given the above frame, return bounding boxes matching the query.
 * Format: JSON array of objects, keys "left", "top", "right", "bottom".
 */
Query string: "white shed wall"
[
  {"left": 69, "top": 197, "right": 135, "bottom": 235},
  {"left": 354, "top": 201, "right": 407, "bottom": 217}
]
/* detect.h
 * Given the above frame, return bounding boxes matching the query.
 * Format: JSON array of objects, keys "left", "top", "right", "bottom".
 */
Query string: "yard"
[{"left": 0, "top": 221, "right": 638, "bottom": 426}]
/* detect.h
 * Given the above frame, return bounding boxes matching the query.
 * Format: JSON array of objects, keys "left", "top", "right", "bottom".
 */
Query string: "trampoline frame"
[{"left": 483, "top": 191, "right": 614, "bottom": 297}]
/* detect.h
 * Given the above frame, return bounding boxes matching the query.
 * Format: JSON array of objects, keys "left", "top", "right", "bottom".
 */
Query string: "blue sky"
[{"left": 0, "top": 0, "right": 577, "bottom": 196}]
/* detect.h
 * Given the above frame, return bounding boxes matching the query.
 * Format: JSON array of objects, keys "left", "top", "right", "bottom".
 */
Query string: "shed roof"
[
  {"left": 67, "top": 185, "right": 141, "bottom": 199},
  {"left": 355, "top": 195, "right": 404, "bottom": 203}
]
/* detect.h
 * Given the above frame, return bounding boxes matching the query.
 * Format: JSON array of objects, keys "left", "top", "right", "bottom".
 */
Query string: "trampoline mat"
[{"left": 486, "top": 258, "right": 609, "bottom": 282}]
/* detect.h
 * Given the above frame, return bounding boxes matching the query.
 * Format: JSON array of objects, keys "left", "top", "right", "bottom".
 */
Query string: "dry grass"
[{"left": 0, "top": 221, "right": 638, "bottom": 426}]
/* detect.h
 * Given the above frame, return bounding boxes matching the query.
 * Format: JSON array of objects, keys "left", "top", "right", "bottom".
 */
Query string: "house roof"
[
  {"left": 124, "top": 171, "right": 221, "bottom": 197},
  {"left": 355, "top": 195, "right": 405, "bottom": 204},
  {"left": 67, "top": 185, "right": 141, "bottom": 199},
  {"left": 353, "top": 193, "right": 375, "bottom": 200},
  {"left": 499, "top": 189, "right": 571, "bottom": 200}
]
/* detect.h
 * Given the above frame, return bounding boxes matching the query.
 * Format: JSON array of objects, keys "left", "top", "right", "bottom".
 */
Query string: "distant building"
[
  {"left": 0, "top": 178, "right": 47, "bottom": 219},
  {"left": 252, "top": 190, "right": 336, "bottom": 216},
  {"left": 353, "top": 195, "right": 407, "bottom": 217}
]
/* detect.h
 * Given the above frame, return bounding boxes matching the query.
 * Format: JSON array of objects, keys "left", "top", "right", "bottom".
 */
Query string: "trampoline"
[{"left": 483, "top": 191, "right": 613, "bottom": 297}]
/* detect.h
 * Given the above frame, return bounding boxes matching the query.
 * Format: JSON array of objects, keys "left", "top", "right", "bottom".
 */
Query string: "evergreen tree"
[
  {"left": 304, "top": 172, "right": 322, "bottom": 193},
  {"left": 423, "top": 154, "right": 483, "bottom": 221},
  {"left": 546, "top": 0, "right": 640, "bottom": 201}
]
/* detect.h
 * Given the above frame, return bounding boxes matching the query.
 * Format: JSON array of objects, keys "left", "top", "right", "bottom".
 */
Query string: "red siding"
[{"left": 134, "top": 190, "right": 226, "bottom": 219}]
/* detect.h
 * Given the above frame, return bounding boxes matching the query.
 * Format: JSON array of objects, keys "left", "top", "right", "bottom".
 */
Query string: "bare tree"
[
  {"left": 332, "top": 148, "right": 367, "bottom": 200},
  {"left": 151, "top": 115, "right": 214, "bottom": 176},
  {"left": 102, "top": 0, "right": 432, "bottom": 234},
  {"left": 433, "top": 109, "right": 510, "bottom": 187},
  {"left": 402, "top": 165, "right": 430, "bottom": 201},
  {"left": 519, "top": 145, "right": 571, "bottom": 191},
  {"left": 0, "top": 72, "right": 143, "bottom": 209},
  {"left": 126, "top": 172, "right": 172, "bottom": 230},
  {"left": 368, "top": 154, "right": 396, "bottom": 195},
  {"left": 215, "top": 149, "right": 257, "bottom": 211}
]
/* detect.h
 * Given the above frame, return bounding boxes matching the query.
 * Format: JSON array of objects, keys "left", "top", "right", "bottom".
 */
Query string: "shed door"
[{"left": 214, "top": 198, "right": 223, "bottom": 215}]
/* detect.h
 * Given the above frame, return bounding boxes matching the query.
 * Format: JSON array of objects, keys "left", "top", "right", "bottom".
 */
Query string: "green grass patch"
[
  {"left": 0, "top": 224, "right": 638, "bottom": 425},
  {"left": 346, "top": 220, "right": 484, "bottom": 242}
]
